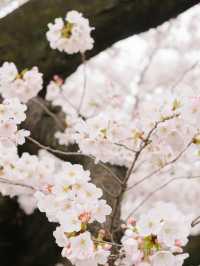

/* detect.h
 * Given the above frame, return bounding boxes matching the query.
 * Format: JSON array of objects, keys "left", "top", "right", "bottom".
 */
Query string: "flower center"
[
  {"left": 68, "top": 171, "right": 76, "bottom": 177},
  {"left": 16, "top": 68, "right": 28, "bottom": 79},
  {"left": 63, "top": 185, "right": 69, "bottom": 192},
  {"left": 61, "top": 22, "right": 73, "bottom": 38},
  {"left": 80, "top": 239, "right": 86, "bottom": 246}
]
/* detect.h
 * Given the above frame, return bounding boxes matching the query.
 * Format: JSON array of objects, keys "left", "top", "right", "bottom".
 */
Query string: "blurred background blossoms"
[{"left": 0, "top": 0, "right": 28, "bottom": 18}]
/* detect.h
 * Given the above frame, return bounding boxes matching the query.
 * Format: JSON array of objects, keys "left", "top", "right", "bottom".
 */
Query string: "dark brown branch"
[{"left": 0, "top": 0, "right": 200, "bottom": 82}]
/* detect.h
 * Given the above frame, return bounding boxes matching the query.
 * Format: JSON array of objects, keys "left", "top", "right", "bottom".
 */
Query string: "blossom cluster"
[
  {"left": 45, "top": 72, "right": 130, "bottom": 148},
  {"left": 0, "top": 62, "right": 43, "bottom": 102},
  {"left": 51, "top": 85, "right": 200, "bottom": 167},
  {"left": 0, "top": 6, "right": 199, "bottom": 266},
  {"left": 46, "top": 10, "right": 94, "bottom": 54},
  {"left": 48, "top": 62, "right": 200, "bottom": 229},
  {"left": 44, "top": 9, "right": 200, "bottom": 265},
  {"left": 0, "top": 149, "right": 57, "bottom": 214},
  {"left": 121, "top": 89, "right": 200, "bottom": 229},
  {"left": 74, "top": 108, "right": 136, "bottom": 166},
  {"left": 117, "top": 202, "right": 191, "bottom": 266},
  {"left": 0, "top": 141, "right": 112, "bottom": 265},
  {"left": 0, "top": 97, "right": 29, "bottom": 146},
  {"left": 0, "top": 11, "right": 111, "bottom": 266},
  {"left": 35, "top": 162, "right": 112, "bottom": 266}
]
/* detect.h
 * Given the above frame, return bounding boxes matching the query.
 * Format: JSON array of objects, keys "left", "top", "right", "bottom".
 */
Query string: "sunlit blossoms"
[
  {"left": 46, "top": 10, "right": 94, "bottom": 54},
  {"left": 117, "top": 202, "right": 191, "bottom": 266},
  {"left": 0, "top": 62, "right": 43, "bottom": 103}
]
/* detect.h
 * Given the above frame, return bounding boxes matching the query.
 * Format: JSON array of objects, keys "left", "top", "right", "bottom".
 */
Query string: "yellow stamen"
[{"left": 61, "top": 22, "right": 73, "bottom": 38}]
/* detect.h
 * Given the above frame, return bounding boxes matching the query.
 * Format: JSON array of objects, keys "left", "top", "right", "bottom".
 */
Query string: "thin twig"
[
  {"left": 0, "top": 177, "right": 36, "bottom": 191},
  {"left": 137, "top": 49, "right": 158, "bottom": 86},
  {"left": 132, "top": 23, "right": 175, "bottom": 118},
  {"left": 125, "top": 115, "right": 179, "bottom": 185},
  {"left": 170, "top": 61, "right": 200, "bottom": 91},
  {"left": 60, "top": 89, "right": 80, "bottom": 113},
  {"left": 27, "top": 136, "right": 81, "bottom": 156},
  {"left": 78, "top": 52, "right": 87, "bottom": 113},
  {"left": 126, "top": 175, "right": 200, "bottom": 220},
  {"left": 114, "top": 143, "right": 137, "bottom": 153},
  {"left": 101, "top": 183, "right": 120, "bottom": 199},
  {"left": 27, "top": 136, "right": 123, "bottom": 185},
  {"left": 126, "top": 138, "right": 193, "bottom": 191},
  {"left": 93, "top": 239, "right": 122, "bottom": 248},
  {"left": 132, "top": 47, "right": 159, "bottom": 117},
  {"left": 110, "top": 115, "right": 179, "bottom": 233},
  {"left": 192, "top": 215, "right": 200, "bottom": 227},
  {"left": 31, "top": 98, "right": 65, "bottom": 131}
]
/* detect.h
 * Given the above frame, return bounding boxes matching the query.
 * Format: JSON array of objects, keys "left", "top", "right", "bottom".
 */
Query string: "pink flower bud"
[
  {"left": 79, "top": 212, "right": 91, "bottom": 223},
  {"left": 53, "top": 75, "right": 64, "bottom": 85},
  {"left": 137, "top": 237, "right": 143, "bottom": 245},
  {"left": 127, "top": 217, "right": 136, "bottom": 226},
  {"left": 175, "top": 239, "right": 182, "bottom": 247},
  {"left": 66, "top": 247, "right": 72, "bottom": 256},
  {"left": 104, "top": 244, "right": 112, "bottom": 250},
  {"left": 66, "top": 243, "right": 71, "bottom": 249},
  {"left": 173, "top": 246, "right": 183, "bottom": 253},
  {"left": 99, "top": 229, "right": 106, "bottom": 237},
  {"left": 43, "top": 184, "right": 53, "bottom": 193},
  {"left": 121, "top": 224, "right": 127, "bottom": 229}
]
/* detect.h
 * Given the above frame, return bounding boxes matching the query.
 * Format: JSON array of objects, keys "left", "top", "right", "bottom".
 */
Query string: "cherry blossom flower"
[
  {"left": 46, "top": 11, "right": 94, "bottom": 54},
  {"left": 0, "top": 98, "right": 29, "bottom": 146},
  {"left": 151, "top": 251, "right": 175, "bottom": 266},
  {"left": 0, "top": 62, "right": 43, "bottom": 102},
  {"left": 119, "top": 202, "right": 191, "bottom": 266},
  {"left": 69, "top": 232, "right": 94, "bottom": 260}
]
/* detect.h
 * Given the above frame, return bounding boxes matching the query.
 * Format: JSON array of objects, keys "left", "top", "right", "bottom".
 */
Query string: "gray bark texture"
[{"left": 0, "top": 0, "right": 200, "bottom": 265}]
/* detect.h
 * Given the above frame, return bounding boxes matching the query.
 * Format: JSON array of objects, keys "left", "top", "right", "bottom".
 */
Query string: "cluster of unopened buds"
[{"left": 117, "top": 202, "right": 191, "bottom": 266}]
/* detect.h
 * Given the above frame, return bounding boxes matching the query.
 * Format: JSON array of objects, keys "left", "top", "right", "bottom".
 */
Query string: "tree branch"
[
  {"left": 126, "top": 175, "right": 200, "bottom": 220},
  {"left": 0, "top": 0, "right": 200, "bottom": 82}
]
